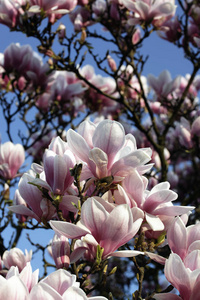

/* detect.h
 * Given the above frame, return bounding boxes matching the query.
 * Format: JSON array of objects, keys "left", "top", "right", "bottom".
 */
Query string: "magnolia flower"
[
  {"left": 50, "top": 197, "right": 144, "bottom": 262},
  {"left": 104, "top": 170, "right": 194, "bottom": 235},
  {"left": 148, "top": 70, "right": 181, "bottom": 99},
  {"left": 28, "top": 0, "right": 77, "bottom": 23},
  {"left": 9, "top": 172, "right": 57, "bottom": 223},
  {"left": 48, "top": 70, "right": 86, "bottom": 113},
  {"left": 0, "top": 141, "right": 25, "bottom": 180},
  {"left": 2, "top": 248, "right": 32, "bottom": 273},
  {"left": 0, "top": 0, "right": 25, "bottom": 28},
  {"left": 6, "top": 263, "right": 39, "bottom": 292},
  {"left": 174, "top": 117, "right": 193, "bottom": 149},
  {"left": 123, "top": 0, "right": 176, "bottom": 27},
  {"left": 30, "top": 269, "right": 108, "bottom": 299},
  {"left": 31, "top": 148, "right": 76, "bottom": 195},
  {"left": 167, "top": 217, "right": 200, "bottom": 263},
  {"left": 1, "top": 43, "right": 50, "bottom": 91},
  {"left": 154, "top": 253, "right": 200, "bottom": 300},
  {"left": 67, "top": 119, "right": 152, "bottom": 187},
  {"left": 0, "top": 273, "right": 29, "bottom": 299}
]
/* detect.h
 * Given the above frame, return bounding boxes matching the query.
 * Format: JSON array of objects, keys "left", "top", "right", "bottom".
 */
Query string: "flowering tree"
[{"left": 0, "top": 0, "right": 200, "bottom": 299}]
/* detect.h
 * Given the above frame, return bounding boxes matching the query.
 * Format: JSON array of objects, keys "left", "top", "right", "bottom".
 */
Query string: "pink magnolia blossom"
[
  {"left": 2, "top": 248, "right": 32, "bottom": 273},
  {"left": 118, "top": 65, "right": 148, "bottom": 102},
  {"left": 66, "top": 119, "right": 152, "bottom": 188},
  {"left": 0, "top": 141, "right": 25, "bottom": 180},
  {"left": 29, "top": 269, "right": 108, "bottom": 299},
  {"left": 92, "top": 0, "right": 107, "bottom": 17},
  {"left": 158, "top": 17, "right": 182, "bottom": 42},
  {"left": 167, "top": 217, "right": 200, "bottom": 263},
  {"left": 148, "top": 70, "right": 181, "bottom": 99},
  {"left": 123, "top": 0, "right": 176, "bottom": 27},
  {"left": 9, "top": 171, "right": 57, "bottom": 223},
  {"left": 50, "top": 197, "right": 144, "bottom": 262},
  {"left": 31, "top": 148, "right": 76, "bottom": 195},
  {"left": 0, "top": 0, "right": 25, "bottom": 28},
  {"left": 80, "top": 65, "right": 119, "bottom": 116},
  {"left": 154, "top": 253, "right": 200, "bottom": 300},
  {"left": 6, "top": 263, "right": 39, "bottom": 292},
  {"left": 1, "top": 43, "right": 32, "bottom": 73},
  {"left": 0, "top": 262, "right": 38, "bottom": 299},
  {"left": 189, "top": 4, "right": 200, "bottom": 26},
  {"left": 28, "top": 0, "right": 77, "bottom": 23},
  {"left": 174, "top": 117, "right": 193, "bottom": 149},
  {"left": 0, "top": 273, "right": 29, "bottom": 300},
  {"left": 69, "top": 7, "right": 93, "bottom": 31},
  {"left": 104, "top": 170, "right": 194, "bottom": 235},
  {"left": 48, "top": 70, "right": 86, "bottom": 114},
  {"left": 0, "top": 43, "right": 50, "bottom": 91}
]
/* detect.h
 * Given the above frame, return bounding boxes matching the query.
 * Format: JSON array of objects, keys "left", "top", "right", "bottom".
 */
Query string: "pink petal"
[
  {"left": 67, "top": 129, "right": 91, "bottom": 163},
  {"left": 92, "top": 120, "right": 125, "bottom": 167},
  {"left": 50, "top": 220, "right": 90, "bottom": 239},
  {"left": 167, "top": 217, "right": 187, "bottom": 259}
]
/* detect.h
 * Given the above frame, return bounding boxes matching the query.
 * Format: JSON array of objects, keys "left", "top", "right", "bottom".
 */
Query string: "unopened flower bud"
[
  {"left": 57, "top": 23, "right": 66, "bottom": 43},
  {"left": 107, "top": 55, "right": 117, "bottom": 72},
  {"left": 50, "top": 234, "right": 70, "bottom": 269},
  {"left": 132, "top": 28, "right": 141, "bottom": 45}
]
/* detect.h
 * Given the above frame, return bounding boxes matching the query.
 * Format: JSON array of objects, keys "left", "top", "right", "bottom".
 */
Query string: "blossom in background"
[
  {"left": 0, "top": 43, "right": 50, "bottom": 91},
  {"left": 0, "top": 141, "right": 25, "bottom": 180},
  {"left": 0, "top": 0, "right": 26, "bottom": 28},
  {"left": 148, "top": 70, "right": 181, "bottom": 99},
  {"left": 123, "top": 0, "right": 176, "bottom": 27},
  {"left": 28, "top": 0, "right": 78, "bottom": 23},
  {"left": 80, "top": 65, "right": 119, "bottom": 116}
]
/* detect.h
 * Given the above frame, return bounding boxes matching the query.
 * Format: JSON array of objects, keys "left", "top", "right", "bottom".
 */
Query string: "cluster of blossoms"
[
  {"left": 150, "top": 217, "right": 200, "bottom": 299},
  {"left": 0, "top": 248, "right": 107, "bottom": 299},
  {"left": 8, "top": 120, "right": 194, "bottom": 265},
  {"left": 1, "top": 119, "right": 197, "bottom": 298},
  {"left": 1, "top": 0, "right": 200, "bottom": 298},
  {"left": 0, "top": 0, "right": 199, "bottom": 52}
]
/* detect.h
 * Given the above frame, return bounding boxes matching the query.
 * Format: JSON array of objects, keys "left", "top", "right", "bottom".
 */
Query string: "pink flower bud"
[
  {"left": 107, "top": 55, "right": 117, "bottom": 72},
  {"left": 50, "top": 234, "right": 70, "bottom": 269},
  {"left": 132, "top": 28, "right": 141, "bottom": 45}
]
